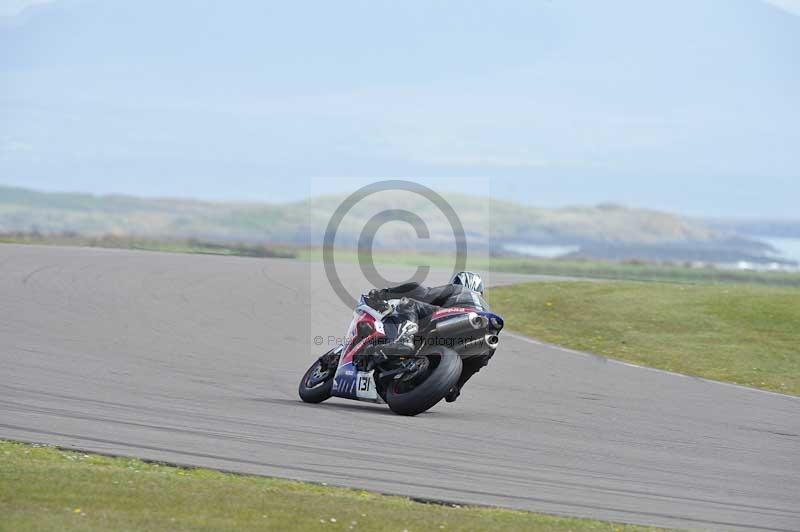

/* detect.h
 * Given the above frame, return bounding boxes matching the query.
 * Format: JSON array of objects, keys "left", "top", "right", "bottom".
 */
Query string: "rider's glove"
[{"left": 364, "top": 289, "right": 389, "bottom": 313}]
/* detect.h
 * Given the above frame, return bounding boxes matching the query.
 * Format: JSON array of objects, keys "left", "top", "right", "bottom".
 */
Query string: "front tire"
[
  {"left": 299, "top": 359, "right": 335, "bottom": 403},
  {"left": 385, "top": 348, "right": 462, "bottom": 416}
]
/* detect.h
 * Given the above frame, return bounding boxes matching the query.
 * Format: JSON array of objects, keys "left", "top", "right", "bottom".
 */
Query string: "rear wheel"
[
  {"left": 299, "top": 358, "right": 335, "bottom": 403},
  {"left": 384, "top": 348, "right": 462, "bottom": 416}
]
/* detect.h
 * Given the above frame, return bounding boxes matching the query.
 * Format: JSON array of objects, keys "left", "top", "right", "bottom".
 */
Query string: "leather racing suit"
[{"left": 365, "top": 282, "right": 494, "bottom": 401}]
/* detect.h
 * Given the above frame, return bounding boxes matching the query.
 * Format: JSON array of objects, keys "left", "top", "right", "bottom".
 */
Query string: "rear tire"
[
  {"left": 385, "top": 348, "right": 462, "bottom": 416},
  {"left": 299, "top": 359, "right": 334, "bottom": 403}
]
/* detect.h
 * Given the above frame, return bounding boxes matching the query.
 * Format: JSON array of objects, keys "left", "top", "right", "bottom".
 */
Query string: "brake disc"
[{"left": 399, "top": 356, "right": 430, "bottom": 382}]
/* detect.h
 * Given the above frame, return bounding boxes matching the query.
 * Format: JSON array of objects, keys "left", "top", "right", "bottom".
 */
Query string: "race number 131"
[{"left": 356, "top": 371, "right": 378, "bottom": 400}]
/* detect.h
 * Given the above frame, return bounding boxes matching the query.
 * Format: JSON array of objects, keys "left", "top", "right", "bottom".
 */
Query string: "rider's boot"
[
  {"left": 379, "top": 298, "right": 420, "bottom": 357},
  {"left": 445, "top": 352, "right": 494, "bottom": 402},
  {"left": 380, "top": 319, "right": 418, "bottom": 356}
]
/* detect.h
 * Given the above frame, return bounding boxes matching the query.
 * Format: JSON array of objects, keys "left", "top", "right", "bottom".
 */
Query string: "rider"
[{"left": 363, "top": 271, "right": 492, "bottom": 403}]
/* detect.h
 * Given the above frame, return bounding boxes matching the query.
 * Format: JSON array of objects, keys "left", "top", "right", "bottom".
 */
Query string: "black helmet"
[{"left": 450, "top": 271, "right": 484, "bottom": 295}]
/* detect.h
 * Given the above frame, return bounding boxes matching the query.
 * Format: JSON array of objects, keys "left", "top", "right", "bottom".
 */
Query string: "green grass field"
[
  {"left": 0, "top": 232, "right": 296, "bottom": 259},
  {"left": 487, "top": 281, "right": 800, "bottom": 395},
  {"left": 4, "top": 234, "right": 799, "bottom": 286},
  {"left": 0, "top": 441, "right": 668, "bottom": 532},
  {"left": 298, "top": 248, "right": 800, "bottom": 287}
]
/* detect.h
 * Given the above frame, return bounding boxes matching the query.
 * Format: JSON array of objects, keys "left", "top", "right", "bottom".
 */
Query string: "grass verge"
[
  {"left": 297, "top": 248, "right": 800, "bottom": 287},
  {"left": 487, "top": 281, "right": 800, "bottom": 395},
  {"left": 3, "top": 234, "right": 799, "bottom": 286},
  {"left": 0, "top": 440, "right": 669, "bottom": 532},
  {"left": 0, "top": 232, "right": 296, "bottom": 259}
]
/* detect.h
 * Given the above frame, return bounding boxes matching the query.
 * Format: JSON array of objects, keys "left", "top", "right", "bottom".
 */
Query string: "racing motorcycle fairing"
[
  {"left": 328, "top": 295, "right": 502, "bottom": 404},
  {"left": 331, "top": 296, "right": 388, "bottom": 403}
]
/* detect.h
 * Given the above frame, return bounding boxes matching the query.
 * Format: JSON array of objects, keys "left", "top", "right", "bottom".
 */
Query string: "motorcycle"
[{"left": 299, "top": 295, "right": 504, "bottom": 416}]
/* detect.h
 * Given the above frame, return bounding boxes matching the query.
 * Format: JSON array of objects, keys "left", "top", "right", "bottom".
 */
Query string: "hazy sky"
[{"left": 1, "top": 0, "right": 798, "bottom": 217}]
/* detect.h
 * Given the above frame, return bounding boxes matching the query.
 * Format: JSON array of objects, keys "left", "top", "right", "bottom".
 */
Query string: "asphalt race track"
[{"left": 1, "top": 245, "right": 798, "bottom": 531}]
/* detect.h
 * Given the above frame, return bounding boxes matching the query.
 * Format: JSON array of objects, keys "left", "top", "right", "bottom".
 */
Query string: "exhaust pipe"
[
  {"left": 433, "top": 312, "right": 486, "bottom": 335},
  {"left": 458, "top": 333, "right": 500, "bottom": 352},
  {"left": 484, "top": 334, "right": 500, "bottom": 349},
  {"left": 471, "top": 314, "right": 490, "bottom": 329}
]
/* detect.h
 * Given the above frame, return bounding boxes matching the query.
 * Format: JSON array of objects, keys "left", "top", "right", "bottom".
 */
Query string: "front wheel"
[
  {"left": 384, "top": 348, "right": 462, "bottom": 416},
  {"left": 299, "top": 358, "right": 335, "bottom": 403}
]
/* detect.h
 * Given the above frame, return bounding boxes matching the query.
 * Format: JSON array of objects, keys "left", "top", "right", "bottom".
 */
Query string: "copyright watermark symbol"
[{"left": 322, "top": 180, "right": 468, "bottom": 308}]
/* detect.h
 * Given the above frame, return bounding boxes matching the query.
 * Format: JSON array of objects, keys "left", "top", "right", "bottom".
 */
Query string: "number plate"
[{"left": 356, "top": 371, "right": 378, "bottom": 400}]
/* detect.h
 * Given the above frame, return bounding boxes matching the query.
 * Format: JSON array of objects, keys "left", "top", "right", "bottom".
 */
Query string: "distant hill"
[
  {"left": 706, "top": 218, "right": 800, "bottom": 239},
  {"left": 0, "top": 184, "right": 791, "bottom": 264}
]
